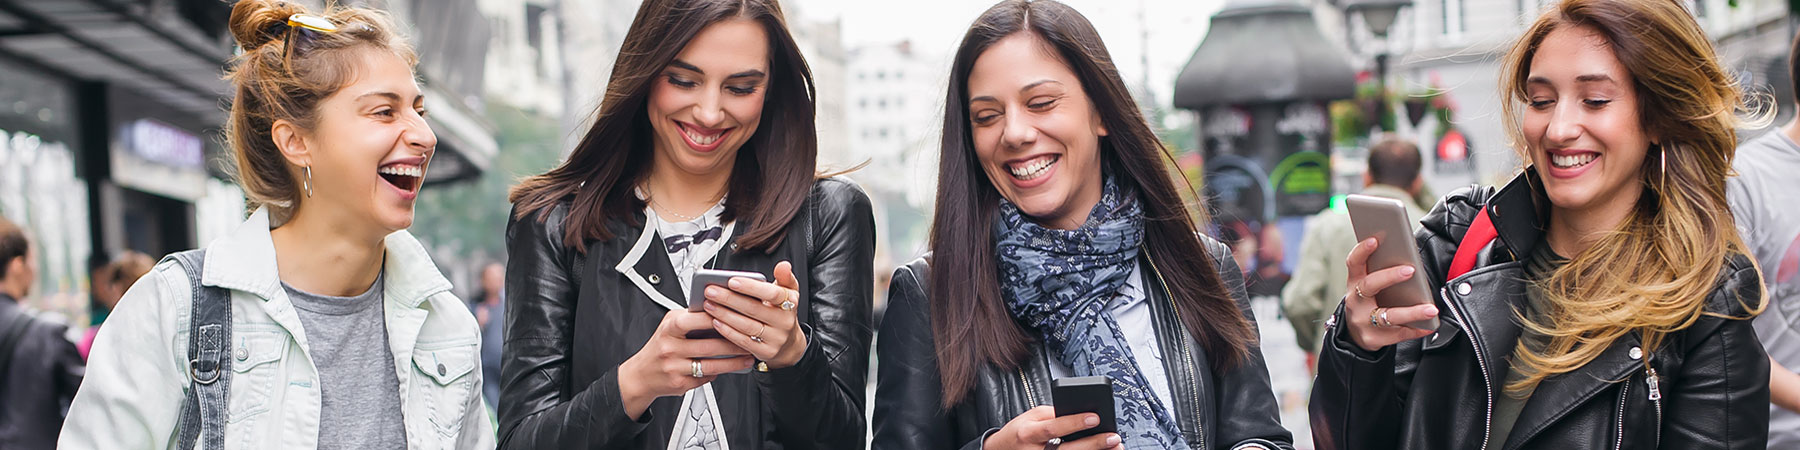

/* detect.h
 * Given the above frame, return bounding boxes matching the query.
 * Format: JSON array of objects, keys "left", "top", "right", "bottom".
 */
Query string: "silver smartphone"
[
  {"left": 685, "top": 269, "right": 768, "bottom": 341},
  {"left": 1344, "top": 194, "right": 1440, "bottom": 330}
]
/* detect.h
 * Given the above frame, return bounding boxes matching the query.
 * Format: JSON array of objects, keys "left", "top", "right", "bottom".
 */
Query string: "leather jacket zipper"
[
  {"left": 1441, "top": 284, "right": 1495, "bottom": 450},
  {"left": 1647, "top": 367, "right": 1662, "bottom": 445},
  {"left": 1145, "top": 255, "right": 1203, "bottom": 449},
  {"left": 1614, "top": 377, "right": 1631, "bottom": 450},
  {"left": 1019, "top": 367, "right": 1039, "bottom": 407}
]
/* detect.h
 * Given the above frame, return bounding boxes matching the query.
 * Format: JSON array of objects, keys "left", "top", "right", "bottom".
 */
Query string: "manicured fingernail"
[
  {"left": 703, "top": 301, "right": 716, "bottom": 311},
  {"left": 713, "top": 319, "right": 725, "bottom": 329},
  {"left": 707, "top": 286, "right": 723, "bottom": 298},
  {"left": 1426, "top": 305, "right": 1439, "bottom": 316},
  {"left": 729, "top": 278, "right": 743, "bottom": 289},
  {"left": 1086, "top": 415, "right": 1099, "bottom": 426},
  {"left": 1400, "top": 266, "right": 1415, "bottom": 276},
  {"left": 1106, "top": 434, "right": 1121, "bottom": 446}
]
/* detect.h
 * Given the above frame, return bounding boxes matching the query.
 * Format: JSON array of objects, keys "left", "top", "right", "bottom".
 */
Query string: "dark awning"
[
  {"left": 1173, "top": 0, "right": 1358, "bottom": 108},
  {"left": 0, "top": 0, "right": 494, "bottom": 185}
]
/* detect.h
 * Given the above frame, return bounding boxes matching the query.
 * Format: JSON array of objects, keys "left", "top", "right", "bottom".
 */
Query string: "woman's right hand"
[
  {"left": 617, "top": 310, "right": 755, "bottom": 420},
  {"left": 1342, "top": 237, "right": 1438, "bottom": 352},
  {"left": 983, "top": 406, "right": 1120, "bottom": 450}
]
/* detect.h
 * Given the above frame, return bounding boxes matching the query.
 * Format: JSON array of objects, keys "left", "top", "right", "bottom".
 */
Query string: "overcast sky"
[{"left": 789, "top": 0, "right": 1227, "bottom": 108}]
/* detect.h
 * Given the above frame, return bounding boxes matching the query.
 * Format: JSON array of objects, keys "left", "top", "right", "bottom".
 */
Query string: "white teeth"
[
  {"left": 1550, "top": 153, "right": 1597, "bottom": 169},
  {"left": 1008, "top": 155, "right": 1058, "bottom": 180},
  {"left": 379, "top": 165, "right": 423, "bottom": 178},
  {"left": 684, "top": 128, "right": 722, "bottom": 146}
]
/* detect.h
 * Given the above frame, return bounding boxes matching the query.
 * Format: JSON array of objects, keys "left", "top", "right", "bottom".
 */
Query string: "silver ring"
[
  {"left": 690, "top": 360, "right": 704, "bottom": 378},
  {"left": 1380, "top": 309, "right": 1394, "bottom": 328},
  {"left": 779, "top": 297, "right": 796, "bottom": 312},
  {"left": 1046, "top": 437, "right": 1063, "bottom": 447},
  {"left": 751, "top": 323, "right": 767, "bottom": 343}
]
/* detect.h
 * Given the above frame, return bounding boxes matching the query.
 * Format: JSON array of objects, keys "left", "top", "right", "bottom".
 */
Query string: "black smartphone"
[
  {"left": 684, "top": 268, "right": 768, "bottom": 340},
  {"left": 1051, "top": 376, "right": 1116, "bottom": 442}
]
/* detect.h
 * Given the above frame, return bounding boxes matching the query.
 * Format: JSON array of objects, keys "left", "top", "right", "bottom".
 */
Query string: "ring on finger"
[
  {"left": 751, "top": 323, "right": 767, "bottom": 343},
  {"left": 779, "top": 290, "right": 797, "bottom": 312},
  {"left": 1370, "top": 307, "right": 1385, "bottom": 327},
  {"left": 690, "top": 359, "right": 705, "bottom": 378},
  {"left": 1379, "top": 308, "right": 1394, "bottom": 328},
  {"left": 1355, "top": 284, "right": 1369, "bottom": 299},
  {"left": 1046, "top": 437, "right": 1063, "bottom": 447}
]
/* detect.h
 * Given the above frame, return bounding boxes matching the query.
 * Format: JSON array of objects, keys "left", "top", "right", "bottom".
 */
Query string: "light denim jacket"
[{"left": 59, "top": 209, "right": 494, "bottom": 449}]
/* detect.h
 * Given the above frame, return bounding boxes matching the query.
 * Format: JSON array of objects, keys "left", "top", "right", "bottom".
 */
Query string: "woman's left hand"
[{"left": 703, "top": 261, "right": 807, "bottom": 369}]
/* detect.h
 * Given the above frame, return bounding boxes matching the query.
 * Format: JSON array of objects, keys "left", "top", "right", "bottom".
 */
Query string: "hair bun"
[{"left": 228, "top": 0, "right": 309, "bottom": 51}]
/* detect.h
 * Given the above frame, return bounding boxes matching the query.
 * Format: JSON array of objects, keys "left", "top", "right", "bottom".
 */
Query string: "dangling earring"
[{"left": 303, "top": 165, "right": 314, "bottom": 198}]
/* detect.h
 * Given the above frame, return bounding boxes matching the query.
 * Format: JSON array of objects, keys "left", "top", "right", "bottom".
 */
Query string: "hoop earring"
[
  {"left": 1659, "top": 144, "right": 1668, "bottom": 187},
  {"left": 303, "top": 165, "right": 314, "bottom": 198}
]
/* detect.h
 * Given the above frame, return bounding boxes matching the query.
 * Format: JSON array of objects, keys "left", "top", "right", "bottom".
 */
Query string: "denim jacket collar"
[{"left": 199, "top": 208, "right": 452, "bottom": 308}]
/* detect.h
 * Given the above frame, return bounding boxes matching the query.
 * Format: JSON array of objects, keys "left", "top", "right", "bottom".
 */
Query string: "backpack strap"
[
  {"left": 166, "top": 250, "right": 231, "bottom": 450},
  {"left": 1447, "top": 206, "right": 1499, "bottom": 281}
]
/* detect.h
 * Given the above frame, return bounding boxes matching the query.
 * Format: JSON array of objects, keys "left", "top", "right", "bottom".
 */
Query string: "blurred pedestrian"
[
  {"left": 872, "top": 1, "right": 1291, "bottom": 449},
  {"left": 0, "top": 215, "right": 84, "bottom": 450},
  {"left": 500, "top": 0, "right": 876, "bottom": 448},
  {"left": 1281, "top": 136, "right": 1424, "bottom": 371},
  {"left": 1726, "top": 26, "right": 1800, "bottom": 447},
  {"left": 475, "top": 262, "right": 504, "bottom": 408},
  {"left": 77, "top": 251, "right": 152, "bottom": 360},
  {"left": 60, "top": 1, "right": 491, "bottom": 448},
  {"left": 1311, "top": 0, "right": 1769, "bottom": 448}
]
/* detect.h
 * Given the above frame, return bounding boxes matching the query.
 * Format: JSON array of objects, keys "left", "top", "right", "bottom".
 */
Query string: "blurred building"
[
  {"left": 0, "top": 0, "right": 495, "bottom": 319},
  {"left": 1346, "top": 0, "right": 1792, "bottom": 192},
  {"left": 844, "top": 40, "right": 944, "bottom": 272}
]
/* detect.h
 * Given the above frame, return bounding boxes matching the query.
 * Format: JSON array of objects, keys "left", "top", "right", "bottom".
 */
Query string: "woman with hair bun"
[{"left": 60, "top": 0, "right": 491, "bottom": 448}]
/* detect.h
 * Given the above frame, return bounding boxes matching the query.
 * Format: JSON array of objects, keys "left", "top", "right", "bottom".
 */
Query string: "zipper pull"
[{"left": 1646, "top": 367, "right": 1662, "bottom": 401}]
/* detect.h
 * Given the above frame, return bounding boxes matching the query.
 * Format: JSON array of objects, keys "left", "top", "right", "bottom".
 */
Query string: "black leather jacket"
[
  {"left": 0, "top": 294, "right": 83, "bottom": 450},
  {"left": 498, "top": 177, "right": 876, "bottom": 450},
  {"left": 874, "top": 234, "right": 1294, "bottom": 450},
  {"left": 1310, "top": 172, "right": 1770, "bottom": 450}
]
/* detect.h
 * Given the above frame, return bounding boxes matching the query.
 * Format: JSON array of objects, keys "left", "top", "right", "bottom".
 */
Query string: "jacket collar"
[
  {"left": 1484, "top": 170, "right": 1549, "bottom": 261},
  {"left": 613, "top": 209, "right": 738, "bottom": 312},
  {"left": 200, "top": 208, "right": 452, "bottom": 308}
]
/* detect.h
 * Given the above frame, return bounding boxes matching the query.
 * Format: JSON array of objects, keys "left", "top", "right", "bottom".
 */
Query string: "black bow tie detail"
[{"left": 664, "top": 226, "right": 725, "bottom": 253}]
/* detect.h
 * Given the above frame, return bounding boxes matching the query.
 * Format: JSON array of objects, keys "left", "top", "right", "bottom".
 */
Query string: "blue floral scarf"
[{"left": 994, "top": 177, "right": 1187, "bottom": 449}]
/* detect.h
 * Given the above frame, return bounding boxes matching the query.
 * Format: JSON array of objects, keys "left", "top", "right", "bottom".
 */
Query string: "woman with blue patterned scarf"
[{"left": 870, "top": 1, "right": 1293, "bottom": 449}]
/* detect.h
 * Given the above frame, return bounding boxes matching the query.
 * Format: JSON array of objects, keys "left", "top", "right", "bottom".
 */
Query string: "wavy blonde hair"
[{"left": 1498, "top": 0, "right": 1768, "bottom": 393}]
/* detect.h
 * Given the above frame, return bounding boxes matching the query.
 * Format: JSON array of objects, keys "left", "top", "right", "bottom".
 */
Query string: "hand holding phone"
[
  {"left": 684, "top": 268, "right": 767, "bottom": 340},
  {"left": 1344, "top": 194, "right": 1440, "bottom": 331}
]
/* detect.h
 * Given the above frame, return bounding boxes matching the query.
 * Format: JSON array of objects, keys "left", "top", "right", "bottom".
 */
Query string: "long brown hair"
[
  {"left": 928, "top": 0, "right": 1257, "bottom": 406},
  {"left": 508, "top": 0, "right": 816, "bottom": 253},
  {"left": 1498, "top": 0, "right": 1767, "bottom": 393},
  {"left": 223, "top": 0, "right": 415, "bottom": 225}
]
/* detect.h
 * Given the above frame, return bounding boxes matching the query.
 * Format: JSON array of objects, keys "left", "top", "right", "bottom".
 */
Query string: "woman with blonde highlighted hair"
[{"left": 1309, "top": 0, "right": 1769, "bottom": 448}]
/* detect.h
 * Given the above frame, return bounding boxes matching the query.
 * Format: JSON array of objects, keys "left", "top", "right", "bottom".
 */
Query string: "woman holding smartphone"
[
  {"left": 1310, "top": 0, "right": 1769, "bottom": 448},
  {"left": 61, "top": 1, "right": 490, "bottom": 447},
  {"left": 498, "top": 0, "right": 875, "bottom": 448},
  {"left": 872, "top": 1, "right": 1292, "bottom": 449}
]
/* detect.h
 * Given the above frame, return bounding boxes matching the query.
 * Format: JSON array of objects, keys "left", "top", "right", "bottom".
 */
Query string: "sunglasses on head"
[{"left": 283, "top": 14, "right": 338, "bottom": 71}]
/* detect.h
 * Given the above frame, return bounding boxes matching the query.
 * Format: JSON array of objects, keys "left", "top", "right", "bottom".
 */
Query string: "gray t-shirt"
[
  {"left": 1727, "top": 129, "right": 1800, "bottom": 447},
  {"left": 282, "top": 275, "right": 406, "bottom": 450}
]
